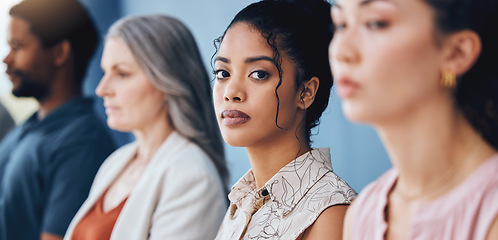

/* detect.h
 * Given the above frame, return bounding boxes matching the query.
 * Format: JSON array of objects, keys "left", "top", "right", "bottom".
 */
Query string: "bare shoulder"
[
  {"left": 487, "top": 214, "right": 498, "bottom": 240},
  {"left": 300, "top": 204, "right": 349, "bottom": 240}
]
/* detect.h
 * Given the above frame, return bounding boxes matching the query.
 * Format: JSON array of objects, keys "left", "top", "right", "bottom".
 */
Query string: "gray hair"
[{"left": 107, "top": 15, "right": 228, "bottom": 187}]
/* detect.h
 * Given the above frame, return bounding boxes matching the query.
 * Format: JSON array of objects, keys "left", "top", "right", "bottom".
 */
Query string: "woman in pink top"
[{"left": 329, "top": 0, "right": 498, "bottom": 239}]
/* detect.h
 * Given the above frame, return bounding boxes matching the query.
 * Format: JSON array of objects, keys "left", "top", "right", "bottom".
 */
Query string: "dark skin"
[
  {"left": 3, "top": 16, "right": 81, "bottom": 240},
  {"left": 214, "top": 23, "right": 348, "bottom": 240},
  {"left": 4, "top": 16, "right": 80, "bottom": 120}
]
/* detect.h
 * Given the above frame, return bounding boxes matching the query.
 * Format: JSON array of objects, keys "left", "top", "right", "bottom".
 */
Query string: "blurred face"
[
  {"left": 329, "top": 0, "right": 446, "bottom": 125},
  {"left": 97, "top": 37, "right": 167, "bottom": 132},
  {"left": 213, "top": 23, "right": 302, "bottom": 147},
  {"left": 3, "top": 16, "right": 55, "bottom": 100}
]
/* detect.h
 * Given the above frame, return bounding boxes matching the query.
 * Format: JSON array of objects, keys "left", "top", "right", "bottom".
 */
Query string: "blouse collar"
[{"left": 228, "top": 148, "right": 334, "bottom": 218}]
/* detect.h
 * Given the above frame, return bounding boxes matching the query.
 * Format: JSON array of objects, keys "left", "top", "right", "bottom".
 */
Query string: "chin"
[
  {"left": 220, "top": 130, "right": 254, "bottom": 147},
  {"left": 221, "top": 136, "right": 246, "bottom": 147},
  {"left": 106, "top": 120, "right": 130, "bottom": 132},
  {"left": 341, "top": 102, "right": 376, "bottom": 124}
]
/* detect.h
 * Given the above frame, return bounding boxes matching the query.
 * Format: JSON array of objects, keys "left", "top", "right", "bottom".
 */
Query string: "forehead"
[
  {"left": 333, "top": 0, "right": 396, "bottom": 8},
  {"left": 218, "top": 23, "right": 274, "bottom": 58},
  {"left": 332, "top": 0, "right": 433, "bottom": 14},
  {"left": 8, "top": 16, "right": 39, "bottom": 42},
  {"left": 101, "top": 37, "right": 139, "bottom": 67}
]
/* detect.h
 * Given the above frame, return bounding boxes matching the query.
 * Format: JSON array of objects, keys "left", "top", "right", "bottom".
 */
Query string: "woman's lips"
[
  {"left": 104, "top": 105, "right": 119, "bottom": 114},
  {"left": 221, "top": 110, "right": 250, "bottom": 126},
  {"left": 337, "top": 76, "right": 360, "bottom": 98}
]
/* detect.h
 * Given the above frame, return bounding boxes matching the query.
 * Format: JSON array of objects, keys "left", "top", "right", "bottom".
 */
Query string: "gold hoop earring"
[{"left": 441, "top": 70, "right": 456, "bottom": 88}]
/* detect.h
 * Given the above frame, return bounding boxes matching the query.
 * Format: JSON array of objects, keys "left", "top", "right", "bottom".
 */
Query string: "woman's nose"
[
  {"left": 95, "top": 74, "right": 112, "bottom": 97},
  {"left": 223, "top": 77, "right": 246, "bottom": 102},
  {"left": 330, "top": 29, "right": 361, "bottom": 65}
]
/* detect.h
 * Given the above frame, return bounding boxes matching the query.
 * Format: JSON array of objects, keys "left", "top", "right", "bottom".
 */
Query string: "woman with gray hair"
[{"left": 64, "top": 15, "right": 228, "bottom": 240}]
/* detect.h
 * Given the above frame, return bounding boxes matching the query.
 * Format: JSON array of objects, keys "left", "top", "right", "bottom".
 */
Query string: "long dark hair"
[{"left": 425, "top": 0, "right": 498, "bottom": 149}]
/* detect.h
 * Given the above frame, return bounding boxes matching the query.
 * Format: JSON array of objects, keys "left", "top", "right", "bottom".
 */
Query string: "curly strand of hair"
[
  {"left": 266, "top": 32, "right": 287, "bottom": 130},
  {"left": 210, "top": 36, "right": 223, "bottom": 83}
]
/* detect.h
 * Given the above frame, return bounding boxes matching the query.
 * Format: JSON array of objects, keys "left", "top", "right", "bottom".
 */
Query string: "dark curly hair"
[
  {"left": 213, "top": 0, "right": 333, "bottom": 144},
  {"left": 425, "top": 0, "right": 498, "bottom": 149}
]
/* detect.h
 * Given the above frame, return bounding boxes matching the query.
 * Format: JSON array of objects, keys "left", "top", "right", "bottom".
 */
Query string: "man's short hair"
[{"left": 10, "top": 0, "right": 99, "bottom": 85}]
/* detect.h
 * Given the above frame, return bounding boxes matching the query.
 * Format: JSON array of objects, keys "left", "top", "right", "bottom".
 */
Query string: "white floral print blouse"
[{"left": 215, "top": 148, "right": 357, "bottom": 240}]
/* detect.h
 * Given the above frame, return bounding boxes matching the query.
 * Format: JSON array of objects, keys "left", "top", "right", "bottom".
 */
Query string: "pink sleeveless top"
[{"left": 351, "top": 154, "right": 498, "bottom": 240}]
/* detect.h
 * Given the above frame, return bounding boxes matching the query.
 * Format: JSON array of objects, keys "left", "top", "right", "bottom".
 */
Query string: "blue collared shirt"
[{"left": 0, "top": 96, "right": 116, "bottom": 239}]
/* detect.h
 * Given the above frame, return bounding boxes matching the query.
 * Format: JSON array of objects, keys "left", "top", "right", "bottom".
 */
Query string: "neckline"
[
  {"left": 98, "top": 189, "right": 129, "bottom": 215},
  {"left": 228, "top": 148, "right": 331, "bottom": 204},
  {"left": 381, "top": 153, "right": 498, "bottom": 237},
  {"left": 414, "top": 153, "right": 498, "bottom": 220}
]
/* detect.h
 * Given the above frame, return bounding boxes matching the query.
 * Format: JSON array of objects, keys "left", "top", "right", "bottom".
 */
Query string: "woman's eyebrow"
[
  {"left": 215, "top": 56, "right": 229, "bottom": 63},
  {"left": 244, "top": 56, "right": 274, "bottom": 64},
  {"left": 360, "top": 0, "right": 395, "bottom": 7},
  {"left": 333, "top": 0, "right": 394, "bottom": 9}
]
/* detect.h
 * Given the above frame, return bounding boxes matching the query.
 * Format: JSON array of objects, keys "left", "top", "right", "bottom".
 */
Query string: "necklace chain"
[{"left": 394, "top": 139, "right": 480, "bottom": 201}]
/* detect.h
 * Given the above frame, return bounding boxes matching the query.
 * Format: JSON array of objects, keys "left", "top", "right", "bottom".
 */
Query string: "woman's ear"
[
  {"left": 441, "top": 30, "right": 482, "bottom": 76},
  {"left": 51, "top": 40, "right": 72, "bottom": 67},
  {"left": 298, "top": 76, "right": 319, "bottom": 110}
]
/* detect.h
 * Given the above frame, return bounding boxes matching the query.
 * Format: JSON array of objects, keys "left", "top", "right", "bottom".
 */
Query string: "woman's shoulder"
[
  {"left": 317, "top": 171, "right": 358, "bottom": 204},
  {"left": 342, "top": 169, "right": 397, "bottom": 239},
  {"left": 162, "top": 132, "right": 213, "bottom": 166},
  {"left": 155, "top": 132, "right": 221, "bottom": 180},
  {"left": 354, "top": 168, "right": 397, "bottom": 205},
  {"left": 151, "top": 134, "right": 225, "bottom": 203},
  {"left": 342, "top": 169, "right": 397, "bottom": 224}
]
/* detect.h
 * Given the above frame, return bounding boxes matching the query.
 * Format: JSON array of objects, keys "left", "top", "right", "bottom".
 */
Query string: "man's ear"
[
  {"left": 440, "top": 30, "right": 481, "bottom": 76},
  {"left": 298, "top": 76, "right": 319, "bottom": 110},
  {"left": 52, "top": 40, "right": 72, "bottom": 67}
]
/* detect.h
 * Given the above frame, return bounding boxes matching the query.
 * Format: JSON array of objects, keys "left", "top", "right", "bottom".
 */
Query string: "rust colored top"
[{"left": 71, "top": 191, "right": 128, "bottom": 240}]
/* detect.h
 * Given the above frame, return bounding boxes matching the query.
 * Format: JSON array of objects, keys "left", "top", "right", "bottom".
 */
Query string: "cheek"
[
  {"left": 15, "top": 52, "right": 36, "bottom": 71},
  {"left": 347, "top": 34, "right": 441, "bottom": 123},
  {"left": 373, "top": 30, "right": 438, "bottom": 86},
  {"left": 328, "top": 41, "right": 335, "bottom": 75},
  {"left": 276, "top": 87, "right": 297, "bottom": 114},
  {"left": 260, "top": 84, "right": 297, "bottom": 128},
  {"left": 124, "top": 81, "right": 164, "bottom": 117},
  {"left": 142, "top": 88, "right": 166, "bottom": 114}
]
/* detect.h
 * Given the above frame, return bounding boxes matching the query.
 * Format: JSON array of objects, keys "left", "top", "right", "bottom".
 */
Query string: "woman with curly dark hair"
[{"left": 213, "top": 0, "right": 357, "bottom": 239}]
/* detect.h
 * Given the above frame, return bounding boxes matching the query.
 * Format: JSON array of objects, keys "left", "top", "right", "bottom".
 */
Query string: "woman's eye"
[
  {"left": 366, "top": 20, "right": 388, "bottom": 30},
  {"left": 249, "top": 71, "right": 269, "bottom": 80},
  {"left": 117, "top": 72, "right": 129, "bottom": 78},
  {"left": 215, "top": 70, "right": 230, "bottom": 80}
]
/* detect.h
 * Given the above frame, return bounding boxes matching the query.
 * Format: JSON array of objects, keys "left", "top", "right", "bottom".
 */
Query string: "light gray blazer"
[{"left": 64, "top": 131, "right": 226, "bottom": 240}]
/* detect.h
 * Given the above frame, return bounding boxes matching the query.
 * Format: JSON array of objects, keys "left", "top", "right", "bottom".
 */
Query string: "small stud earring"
[{"left": 441, "top": 70, "right": 456, "bottom": 88}]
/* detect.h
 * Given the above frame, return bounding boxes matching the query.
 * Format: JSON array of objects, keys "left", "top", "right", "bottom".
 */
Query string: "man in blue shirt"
[
  {"left": 0, "top": 0, "right": 116, "bottom": 239},
  {"left": 0, "top": 102, "right": 14, "bottom": 141}
]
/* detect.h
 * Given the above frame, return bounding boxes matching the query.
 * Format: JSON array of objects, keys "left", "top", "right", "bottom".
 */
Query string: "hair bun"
[{"left": 272, "top": 0, "right": 331, "bottom": 23}]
